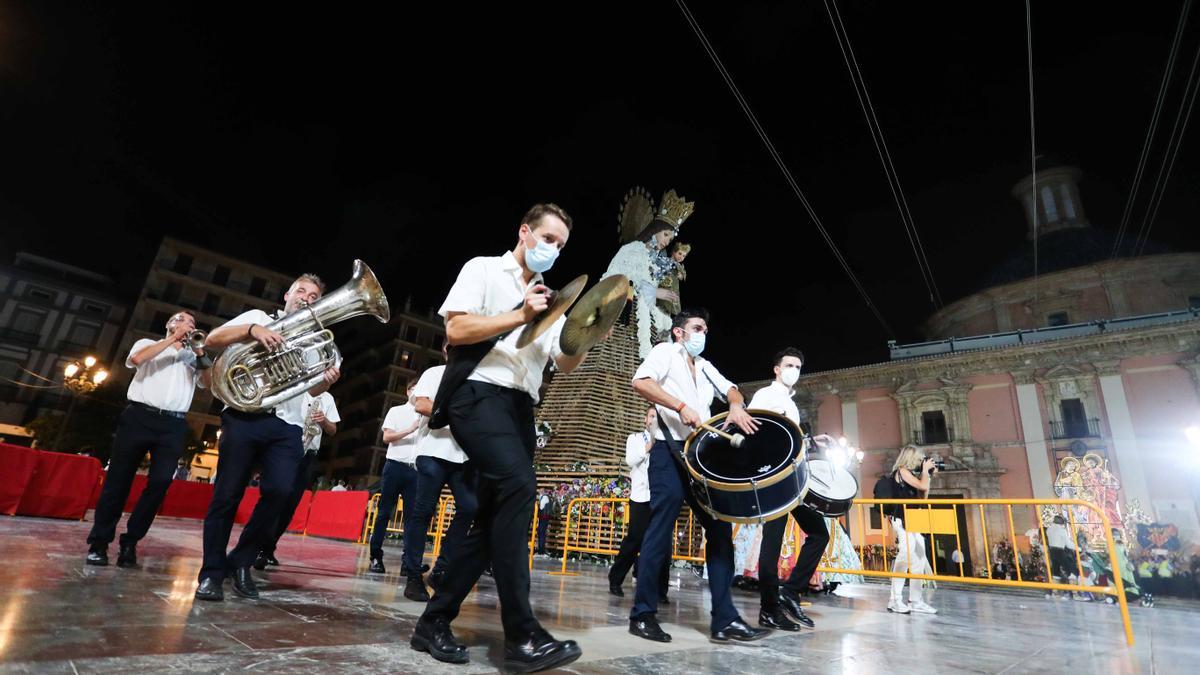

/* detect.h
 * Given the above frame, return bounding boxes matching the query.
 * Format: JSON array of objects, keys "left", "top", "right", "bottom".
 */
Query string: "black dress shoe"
[
  {"left": 629, "top": 615, "right": 672, "bottom": 642},
  {"left": 194, "top": 578, "right": 224, "bottom": 601},
  {"left": 253, "top": 552, "right": 269, "bottom": 571},
  {"left": 404, "top": 576, "right": 431, "bottom": 602},
  {"left": 778, "top": 588, "right": 815, "bottom": 628},
  {"left": 232, "top": 566, "right": 259, "bottom": 599},
  {"left": 116, "top": 542, "right": 137, "bottom": 568},
  {"left": 368, "top": 558, "right": 386, "bottom": 574},
  {"left": 608, "top": 580, "right": 624, "bottom": 597},
  {"left": 759, "top": 607, "right": 801, "bottom": 631},
  {"left": 711, "top": 617, "right": 771, "bottom": 643},
  {"left": 503, "top": 631, "right": 582, "bottom": 672},
  {"left": 266, "top": 554, "right": 279, "bottom": 566},
  {"left": 410, "top": 617, "right": 469, "bottom": 664},
  {"left": 85, "top": 546, "right": 108, "bottom": 567}
]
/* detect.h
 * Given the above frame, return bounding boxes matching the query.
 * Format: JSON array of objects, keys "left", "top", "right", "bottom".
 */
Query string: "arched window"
[
  {"left": 1059, "top": 184, "right": 1077, "bottom": 220},
  {"left": 1041, "top": 185, "right": 1059, "bottom": 223}
]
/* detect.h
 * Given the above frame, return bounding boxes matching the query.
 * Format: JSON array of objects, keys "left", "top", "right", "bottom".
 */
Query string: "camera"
[{"left": 922, "top": 457, "right": 946, "bottom": 472}]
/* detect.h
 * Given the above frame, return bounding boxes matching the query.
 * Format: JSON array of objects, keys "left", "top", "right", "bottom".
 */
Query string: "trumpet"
[
  {"left": 185, "top": 329, "right": 207, "bottom": 353},
  {"left": 301, "top": 402, "right": 321, "bottom": 448}
]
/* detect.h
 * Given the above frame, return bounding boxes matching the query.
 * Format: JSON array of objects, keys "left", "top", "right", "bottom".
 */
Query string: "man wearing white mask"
[
  {"left": 627, "top": 308, "right": 769, "bottom": 645},
  {"left": 747, "top": 348, "right": 828, "bottom": 631}
]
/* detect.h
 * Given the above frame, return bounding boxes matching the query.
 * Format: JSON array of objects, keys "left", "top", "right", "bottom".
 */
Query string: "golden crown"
[{"left": 656, "top": 189, "right": 695, "bottom": 229}]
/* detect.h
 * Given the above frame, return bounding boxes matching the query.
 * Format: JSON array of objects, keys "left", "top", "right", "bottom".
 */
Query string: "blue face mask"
[
  {"left": 524, "top": 234, "right": 560, "bottom": 273},
  {"left": 683, "top": 331, "right": 706, "bottom": 357}
]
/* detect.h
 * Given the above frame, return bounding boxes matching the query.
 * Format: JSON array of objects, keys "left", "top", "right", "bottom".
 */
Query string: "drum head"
[
  {"left": 684, "top": 410, "right": 803, "bottom": 489},
  {"left": 805, "top": 458, "right": 859, "bottom": 501}
]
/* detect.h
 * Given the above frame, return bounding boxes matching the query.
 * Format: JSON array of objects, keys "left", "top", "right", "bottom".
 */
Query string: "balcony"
[
  {"left": 912, "top": 427, "right": 955, "bottom": 445},
  {"left": 0, "top": 328, "right": 43, "bottom": 347},
  {"left": 1049, "top": 418, "right": 1101, "bottom": 439}
]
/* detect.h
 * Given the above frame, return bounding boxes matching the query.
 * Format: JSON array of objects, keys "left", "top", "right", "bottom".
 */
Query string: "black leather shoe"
[
  {"left": 778, "top": 588, "right": 815, "bottom": 628},
  {"left": 232, "top": 566, "right": 259, "bottom": 599},
  {"left": 116, "top": 542, "right": 137, "bottom": 568},
  {"left": 628, "top": 615, "right": 671, "bottom": 642},
  {"left": 253, "top": 552, "right": 269, "bottom": 571},
  {"left": 265, "top": 554, "right": 279, "bottom": 566},
  {"left": 503, "top": 631, "right": 582, "bottom": 672},
  {"left": 759, "top": 607, "right": 801, "bottom": 631},
  {"left": 194, "top": 578, "right": 224, "bottom": 601},
  {"left": 404, "top": 576, "right": 431, "bottom": 602},
  {"left": 428, "top": 568, "right": 445, "bottom": 590},
  {"left": 85, "top": 546, "right": 108, "bottom": 567},
  {"left": 410, "top": 617, "right": 469, "bottom": 664},
  {"left": 368, "top": 558, "right": 386, "bottom": 574},
  {"left": 608, "top": 580, "right": 624, "bottom": 597},
  {"left": 711, "top": 617, "right": 771, "bottom": 643}
]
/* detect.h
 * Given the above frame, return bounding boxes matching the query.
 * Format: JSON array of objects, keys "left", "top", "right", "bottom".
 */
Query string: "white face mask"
[
  {"left": 683, "top": 331, "right": 706, "bottom": 357},
  {"left": 523, "top": 232, "right": 560, "bottom": 273},
  {"left": 780, "top": 365, "right": 801, "bottom": 386}
]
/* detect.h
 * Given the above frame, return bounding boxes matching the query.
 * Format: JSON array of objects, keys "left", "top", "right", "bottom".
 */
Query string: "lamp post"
[{"left": 53, "top": 355, "right": 108, "bottom": 452}]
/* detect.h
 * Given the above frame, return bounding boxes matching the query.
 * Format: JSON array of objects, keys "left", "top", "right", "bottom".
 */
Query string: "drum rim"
[
  {"left": 693, "top": 491, "right": 806, "bottom": 524},
  {"left": 803, "top": 458, "right": 860, "bottom": 501},
  {"left": 682, "top": 410, "right": 807, "bottom": 493}
]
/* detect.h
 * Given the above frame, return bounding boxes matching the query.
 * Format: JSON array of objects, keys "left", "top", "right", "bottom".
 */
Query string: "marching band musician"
[
  {"left": 255, "top": 389, "right": 340, "bottom": 569},
  {"left": 628, "top": 308, "right": 770, "bottom": 644},
  {"left": 194, "top": 274, "right": 340, "bottom": 602},
  {"left": 607, "top": 406, "right": 671, "bottom": 601},
  {"left": 367, "top": 380, "right": 423, "bottom": 576},
  {"left": 410, "top": 203, "right": 595, "bottom": 673},
  {"left": 747, "top": 347, "right": 828, "bottom": 631},
  {"left": 86, "top": 311, "right": 211, "bottom": 568}
]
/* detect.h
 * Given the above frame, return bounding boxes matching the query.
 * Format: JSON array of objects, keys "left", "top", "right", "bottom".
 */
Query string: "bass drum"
[
  {"left": 682, "top": 410, "right": 808, "bottom": 524},
  {"left": 801, "top": 458, "right": 859, "bottom": 516}
]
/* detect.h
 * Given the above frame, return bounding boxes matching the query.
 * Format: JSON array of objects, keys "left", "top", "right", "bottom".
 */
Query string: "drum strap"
[{"left": 656, "top": 413, "right": 712, "bottom": 505}]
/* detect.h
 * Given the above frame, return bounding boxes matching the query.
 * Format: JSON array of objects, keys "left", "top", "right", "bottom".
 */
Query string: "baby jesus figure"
[{"left": 656, "top": 241, "right": 690, "bottom": 317}]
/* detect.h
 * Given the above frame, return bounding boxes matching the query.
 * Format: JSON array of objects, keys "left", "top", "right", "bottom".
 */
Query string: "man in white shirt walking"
[
  {"left": 627, "top": 308, "right": 770, "bottom": 644},
  {"left": 367, "top": 380, "right": 424, "bottom": 574},
  {"left": 255, "top": 390, "right": 340, "bottom": 568},
  {"left": 607, "top": 407, "right": 670, "bottom": 600},
  {"left": 86, "top": 311, "right": 210, "bottom": 567},
  {"left": 195, "top": 273, "right": 340, "bottom": 602},
  {"left": 748, "top": 347, "right": 827, "bottom": 631}
]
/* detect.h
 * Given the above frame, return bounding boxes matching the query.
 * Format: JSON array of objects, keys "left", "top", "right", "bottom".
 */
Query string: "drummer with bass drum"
[{"left": 627, "top": 308, "right": 771, "bottom": 645}]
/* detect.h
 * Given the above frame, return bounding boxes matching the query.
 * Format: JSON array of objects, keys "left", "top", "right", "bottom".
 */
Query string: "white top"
[
  {"left": 331, "top": 485, "right": 347, "bottom": 492},
  {"left": 632, "top": 341, "right": 737, "bottom": 442},
  {"left": 219, "top": 308, "right": 307, "bottom": 428},
  {"left": 625, "top": 431, "right": 652, "bottom": 502},
  {"left": 748, "top": 381, "right": 800, "bottom": 426},
  {"left": 125, "top": 339, "right": 201, "bottom": 413},
  {"left": 383, "top": 402, "right": 422, "bottom": 463},
  {"left": 438, "top": 252, "right": 564, "bottom": 402},
  {"left": 1046, "top": 522, "right": 1078, "bottom": 550},
  {"left": 412, "top": 365, "right": 468, "bottom": 463},
  {"left": 301, "top": 392, "right": 341, "bottom": 453}
]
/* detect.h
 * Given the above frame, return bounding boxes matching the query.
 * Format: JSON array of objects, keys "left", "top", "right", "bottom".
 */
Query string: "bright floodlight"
[
  {"left": 84, "top": 356, "right": 97, "bottom": 368},
  {"left": 64, "top": 362, "right": 79, "bottom": 377}
]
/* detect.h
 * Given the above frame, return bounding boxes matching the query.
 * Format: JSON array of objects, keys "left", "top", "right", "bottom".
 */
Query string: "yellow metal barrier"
[
  {"left": 550, "top": 497, "right": 705, "bottom": 576},
  {"left": 816, "top": 498, "right": 1134, "bottom": 646}
]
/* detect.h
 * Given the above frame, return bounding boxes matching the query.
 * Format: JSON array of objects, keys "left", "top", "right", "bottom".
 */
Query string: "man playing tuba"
[{"left": 194, "top": 273, "right": 341, "bottom": 601}]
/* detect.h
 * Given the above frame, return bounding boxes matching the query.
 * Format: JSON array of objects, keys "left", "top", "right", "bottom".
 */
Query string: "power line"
[
  {"left": 675, "top": 0, "right": 895, "bottom": 338},
  {"left": 823, "top": 0, "right": 944, "bottom": 310},
  {"left": 1026, "top": 0, "right": 1039, "bottom": 307}
]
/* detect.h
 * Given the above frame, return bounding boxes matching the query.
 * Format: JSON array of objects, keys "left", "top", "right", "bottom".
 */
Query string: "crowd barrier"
[{"left": 549, "top": 497, "right": 705, "bottom": 576}]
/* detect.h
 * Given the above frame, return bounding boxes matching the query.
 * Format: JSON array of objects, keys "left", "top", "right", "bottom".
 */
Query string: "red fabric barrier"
[
  {"left": 235, "top": 487, "right": 261, "bottom": 525},
  {"left": 159, "top": 480, "right": 215, "bottom": 519},
  {"left": 286, "top": 491, "right": 312, "bottom": 532},
  {"left": 16, "top": 451, "right": 103, "bottom": 520},
  {"left": 0, "top": 443, "right": 40, "bottom": 515},
  {"left": 304, "top": 490, "right": 368, "bottom": 541},
  {"left": 121, "top": 474, "right": 149, "bottom": 513}
]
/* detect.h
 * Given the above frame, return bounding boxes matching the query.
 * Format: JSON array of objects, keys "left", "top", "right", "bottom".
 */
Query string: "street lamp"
[{"left": 53, "top": 355, "right": 108, "bottom": 452}]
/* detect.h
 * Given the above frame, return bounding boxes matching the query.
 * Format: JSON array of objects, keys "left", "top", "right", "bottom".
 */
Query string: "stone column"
[
  {"left": 1012, "top": 369, "right": 1055, "bottom": 499},
  {"left": 1095, "top": 360, "right": 1153, "bottom": 516}
]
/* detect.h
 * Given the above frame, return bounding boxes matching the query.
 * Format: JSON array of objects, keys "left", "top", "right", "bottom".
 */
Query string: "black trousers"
[
  {"left": 421, "top": 381, "right": 541, "bottom": 640},
  {"left": 369, "top": 458, "right": 420, "bottom": 561},
  {"left": 87, "top": 404, "right": 187, "bottom": 547},
  {"left": 261, "top": 451, "right": 317, "bottom": 556},
  {"left": 758, "top": 505, "right": 830, "bottom": 609},
  {"left": 199, "top": 410, "right": 303, "bottom": 583},
  {"left": 608, "top": 500, "right": 670, "bottom": 593},
  {"left": 402, "top": 455, "right": 478, "bottom": 578}
]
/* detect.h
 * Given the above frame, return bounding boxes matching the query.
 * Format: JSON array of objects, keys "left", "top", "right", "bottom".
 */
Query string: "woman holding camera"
[{"left": 888, "top": 446, "right": 939, "bottom": 615}]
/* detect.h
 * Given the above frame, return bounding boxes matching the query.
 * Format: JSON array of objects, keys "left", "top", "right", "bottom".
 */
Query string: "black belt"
[{"left": 130, "top": 401, "right": 188, "bottom": 419}]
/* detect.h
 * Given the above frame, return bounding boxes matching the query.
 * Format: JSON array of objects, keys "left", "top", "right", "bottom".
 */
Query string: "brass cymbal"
[
  {"left": 515, "top": 274, "right": 588, "bottom": 349},
  {"left": 560, "top": 274, "right": 630, "bottom": 356}
]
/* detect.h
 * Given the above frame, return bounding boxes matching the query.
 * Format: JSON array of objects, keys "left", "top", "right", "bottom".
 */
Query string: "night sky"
[{"left": 3, "top": 2, "right": 1199, "bottom": 381}]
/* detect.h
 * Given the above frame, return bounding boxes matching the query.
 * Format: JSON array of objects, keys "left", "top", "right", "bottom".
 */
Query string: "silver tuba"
[{"left": 211, "top": 260, "right": 390, "bottom": 412}]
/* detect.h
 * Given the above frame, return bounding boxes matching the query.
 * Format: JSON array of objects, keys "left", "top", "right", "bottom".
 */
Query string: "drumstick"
[{"left": 697, "top": 422, "right": 746, "bottom": 449}]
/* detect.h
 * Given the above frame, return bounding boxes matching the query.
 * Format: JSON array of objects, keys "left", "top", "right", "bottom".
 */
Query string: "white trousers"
[{"left": 890, "top": 518, "right": 929, "bottom": 603}]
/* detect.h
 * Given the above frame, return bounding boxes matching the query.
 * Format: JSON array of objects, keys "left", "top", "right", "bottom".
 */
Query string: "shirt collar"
[
  {"left": 769, "top": 380, "right": 794, "bottom": 397},
  {"left": 501, "top": 250, "right": 543, "bottom": 285}
]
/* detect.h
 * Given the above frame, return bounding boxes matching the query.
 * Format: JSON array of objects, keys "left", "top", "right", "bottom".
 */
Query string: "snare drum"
[
  {"left": 682, "top": 410, "right": 809, "bottom": 524},
  {"left": 801, "top": 458, "right": 859, "bottom": 516}
]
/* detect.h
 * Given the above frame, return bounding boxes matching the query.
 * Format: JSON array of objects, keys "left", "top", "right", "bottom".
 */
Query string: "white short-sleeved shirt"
[
  {"left": 438, "top": 252, "right": 564, "bottom": 402},
  {"left": 219, "top": 308, "right": 307, "bottom": 428},
  {"left": 125, "top": 338, "right": 202, "bottom": 413},
  {"left": 633, "top": 342, "right": 737, "bottom": 442},
  {"left": 383, "top": 403, "right": 422, "bottom": 463},
  {"left": 301, "top": 391, "right": 341, "bottom": 453},
  {"left": 412, "top": 365, "right": 468, "bottom": 463},
  {"left": 748, "top": 381, "right": 800, "bottom": 426},
  {"left": 625, "top": 431, "right": 652, "bottom": 502}
]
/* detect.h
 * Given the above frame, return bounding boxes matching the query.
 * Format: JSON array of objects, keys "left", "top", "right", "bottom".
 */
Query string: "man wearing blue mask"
[
  {"left": 627, "top": 308, "right": 770, "bottom": 644},
  {"left": 410, "top": 203, "right": 597, "bottom": 672}
]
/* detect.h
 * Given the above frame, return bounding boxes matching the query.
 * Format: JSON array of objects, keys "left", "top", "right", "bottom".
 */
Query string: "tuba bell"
[{"left": 211, "top": 260, "right": 390, "bottom": 412}]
